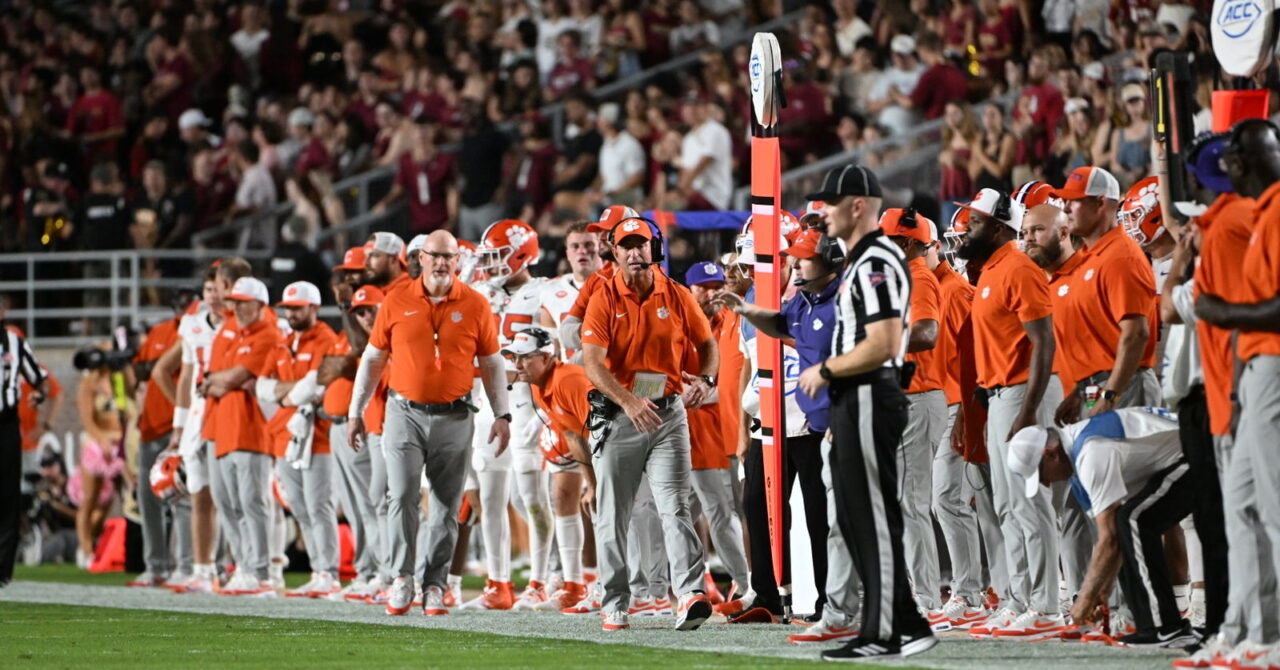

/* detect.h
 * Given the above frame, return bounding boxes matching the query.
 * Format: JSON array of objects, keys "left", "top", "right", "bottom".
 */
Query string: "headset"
[
  {"left": 606, "top": 216, "right": 666, "bottom": 264},
  {"left": 524, "top": 325, "right": 555, "bottom": 351},
  {"left": 811, "top": 224, "right": 846, "bottom": 269},
  {"left": 1226, "top": 117, "right": 1280, "bottom": 156},
  {"left": 990, "top": 192, "right": 1014, "bottom": 223}
]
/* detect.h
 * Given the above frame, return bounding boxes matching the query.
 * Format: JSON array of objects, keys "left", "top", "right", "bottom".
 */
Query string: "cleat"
[
  {"left": 602, "top": 611, "right": 630, "bottom": 631},
  {"left": 385, "top": 577, "right": 413, "bottom": 616},
  {"left": 422, "top": 586, "right": 449, "bottom": 616},
  {"left": 444, "top": 579, "right": 461, "bottom": 608},
  {"left": 674, "top": 593, "right": 711, "bottom": 631},
  {"left": 787, "top": 620, "right": 858, "bottom": 645},
  {"left": 513, "top": 581, "right": 549, "bottom": 611},
  {"left": 1082, "top": 611, "right": 1135, "bottom": 644},
  {"left": 991, "top": 610, "right": 1066, "bottom": 641},
  {"left": 536, "top": 582, "right": 587, "bottom": 611},
  {"left": 563, "top": 581, "right": 603, "bottom": 615},
  {"left": 460, "top": 580, "right": 515, "bottom": 611},
  {"left": 712, "top": 586, "right": 756, "bottom": 617}
]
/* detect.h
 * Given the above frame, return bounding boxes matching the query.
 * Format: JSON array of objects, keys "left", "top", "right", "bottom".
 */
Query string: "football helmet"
[
  {"left": 1012, "top": 180, "right": 1061, "bottom": 209},
  {"left": 149, "top": 450, "right": 188, "bottom": 502},
  {"left": 1119, "top": 176, "right": 1164, "bottom": 247},
  {"left": 476, "top": 219, "right": 540, "bottom": 284}
]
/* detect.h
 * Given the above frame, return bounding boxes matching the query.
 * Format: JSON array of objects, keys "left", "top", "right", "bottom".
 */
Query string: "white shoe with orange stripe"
[
  {"left": 969, "top": 607, "right": 1020, "bottom": 639},
  {"left": 991, "top": 610, "right": 1067, "bottom": 640},
  {"left": 787, "top": 620, "right": 859, "bottom": 645},
  {"left": 1214, "top": 642, "right": 1279, "bottom": 670},
  {"left": 1173, "top": 634, "right": 1232, "bottom": 668}
]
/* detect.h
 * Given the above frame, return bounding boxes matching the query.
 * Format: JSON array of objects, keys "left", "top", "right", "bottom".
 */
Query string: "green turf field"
[{"left": 0, "top": 602, "right": 836, "bottom": 669}]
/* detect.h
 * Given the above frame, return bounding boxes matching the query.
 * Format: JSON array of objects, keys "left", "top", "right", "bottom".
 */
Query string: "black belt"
[
  {"left": 832, "top": 368, "right": 898, "bottom": 388},
  {"left": 390, "top": 390, "right": 471, "bottom": 415},
  {"left": 316, "top": 410, "right": 347, "bottom": 425},
  {"left": 651, "top": 394, "right": 681, "bottom": 410}
]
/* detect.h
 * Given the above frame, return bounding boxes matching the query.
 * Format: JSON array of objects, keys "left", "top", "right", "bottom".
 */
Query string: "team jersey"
[
  {"left": 542, "top": 274, "right": 584, "bottom": 360},
  {"left": 1151, "top": 254, "right": 1173, "bottom": 297},
  {"left": 175, "top": 306, "right": 222, "bottom": 458},
  {"left": 1060, "top": 407, "right": 1182, "bottom": 517},
  {"left": 477, "top": 276, "right": 549, "bottom": 368}
]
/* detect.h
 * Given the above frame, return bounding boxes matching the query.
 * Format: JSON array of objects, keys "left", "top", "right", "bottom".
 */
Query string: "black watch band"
[
  {"left": 1100, "top": 389, "right": 1118, "bottom": 402},
  {"left": 699, "top": 375, "right": 715, "bottom": 387},
  {"left": 495, "top": 413, "right": 512, "bottom": 422},
  {"left": 819, "top": 361, "right": 833, "bottom": 380}
]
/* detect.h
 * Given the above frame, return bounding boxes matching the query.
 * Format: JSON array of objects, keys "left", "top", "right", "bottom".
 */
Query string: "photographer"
[
  {"left": 1, "top": 298, "right": 51, "bottom": 586},
  {"left": 28, "top": 453, "right": 79, "bottom": 565}
]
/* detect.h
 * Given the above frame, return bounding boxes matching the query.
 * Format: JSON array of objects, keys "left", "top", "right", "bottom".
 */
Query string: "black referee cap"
[{"left": 804, "top": 164, "right": 882, "bottom": 201}]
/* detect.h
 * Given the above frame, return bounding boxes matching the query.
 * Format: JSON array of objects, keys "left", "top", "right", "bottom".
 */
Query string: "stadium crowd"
[{"left": 3, "top": 0, "right": 1280, "bottom": 669}]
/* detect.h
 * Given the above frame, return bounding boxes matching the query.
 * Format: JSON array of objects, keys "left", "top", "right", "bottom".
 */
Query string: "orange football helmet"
[
  {"left": 1119, "top": 176, "right": 1164, "bottom": 247},
  {"left": 1013, "top": 180, "right": 1060, "bottom": 209},
  {"left": 149, "top": 450, "right": 188, "bottom": 502},
  {"left": 477, "top": 219, "right": 540, "bottom": 283}
]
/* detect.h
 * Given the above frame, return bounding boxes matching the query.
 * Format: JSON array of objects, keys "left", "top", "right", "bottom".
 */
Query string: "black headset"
[
  {"left": 990, "top": 192, "right": 1013, "bottom": 223},
  {"left": 524, "top": 325, "right": 554, "bottom": 351},
  {"left": 607, "top": 216, "right": 665, "bottom": 264},
  {"left": 1226, "top": 117, "right": 1280, "bottom": 156},
  {"left": 812, "top": 224, "right": 846, "bottom": 269}
]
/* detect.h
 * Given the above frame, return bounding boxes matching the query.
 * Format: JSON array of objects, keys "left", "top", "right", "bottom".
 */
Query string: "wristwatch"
[
  {"left": 495, "top": 413, "right": 512, "bottom": 422},
  {"left": 699, "top": 375, "right": 715, "bottom": 388},
  {"left": 819, "top": 361, "right": 833, "bottom": 380},
  {"left": 1100, "top": 389, "right": 1118, "bottom": 403}
]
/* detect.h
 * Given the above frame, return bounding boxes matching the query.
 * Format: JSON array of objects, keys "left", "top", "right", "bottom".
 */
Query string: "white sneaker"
[
  {"left": 925, "top": 608, "right": 953, "bottom": 632},
  {"left": 992, "top": 610, "right": 1066, "bottom": 640},
  {"left": 422, "top": 586, "right": 448, "bottom": 616},
  {"left": 413, "top": 581, "right": 424, "bottom": 607},
  {"left": 941, "top": 596, "right": 987, "bottom": 629},
  {"left": 786, "top": 619, "right": 859, "bottom": 644},
  {"left": 127, "top": 571, "right": 167, "bottom": 588},
  {"left": 1189, "top": 587, "right": 1207, "bottom": 629},
  {"left": 385, "top": 577, "right": 414, "bottom": 616},
  {"left": 969, "top": 607, "right": 1020, "bottom": 639},
  {"left": 602, "top": 611, "right": 630, "bottom": 631},
  {"left": 162, "top": 570, "right": 192, "bottom": 589},
  {"left": 513, "top": 582, "right": 549, "bottom": 611},
  {"left": 232, "top": 575, "right": 277, "bottom": 597},
  {"left": 1173, "top": 633, "right": 1231, "bottom": 668},
  {"left": 1217, "top": 642, "right": 1278, "bottom": 670},
  {"left": 220, "top": 572, "right": 255, "bottom": 595},
  {"left": 308, "top": 572, "right": 341, "bottom": 598},
  {"left": 286, "top": 573, "right": 319, "bottom": 598},
  {"left": 267, "top": 564, "right": 286, "bottom": 590}
]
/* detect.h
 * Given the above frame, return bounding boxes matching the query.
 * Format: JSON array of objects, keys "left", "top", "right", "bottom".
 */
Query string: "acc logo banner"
[{"left": 1211, "top": 0, "right": 1276, "bottom": 77}]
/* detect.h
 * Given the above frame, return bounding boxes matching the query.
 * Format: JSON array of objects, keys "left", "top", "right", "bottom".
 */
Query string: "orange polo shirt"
[
  {"left": 567, "top": 263, "right": 616, "bottom": 320},
  {"left": 971, "top": 240, "right": 1053, "bottom": 388},
  {"left": 135, "top": 316, "right": 181, "bottom": 442},
  {"left": 1193, "top": 192, "right": 1258, "bottom": 435},
  {"left": 1059, "top": 224, "right": 1158, "bottom": 385},
  {"left": 1048, "top": 251, "right": 1086, "bottom": 393},
  {"left": 1237, "top": 181, "right": 1280, "bottom": 363},
  {"left": 204, "top": 315, "right": 279, "bottom": 458},
  {"left": 368, "top": 277, "right": 499, "bottom": 404},
  {"left": 682, "top": 329, "right": 727, "bottom": 470},
  {"left": 265, "top": 322, "right": 339, "bottom": 457},
  {"left": 712, "top": 308, "right": 745, "bottom": 458},
  {"left": 321, "top": 335, "right": 355, "bottom": 419},
  {"left": 580, "top": 269, "right": 713, "bottom": 397},
  {"left": 934, "top": 260, "right": 974, "bottom": 406},
  {"left": 531, "top": 362, "right": 593, "bottom": 467},
  {"left": 906, "top": 257, "right": 944, "bottom": 394}
]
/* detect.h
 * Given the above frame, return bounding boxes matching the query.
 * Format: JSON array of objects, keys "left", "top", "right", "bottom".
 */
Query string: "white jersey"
[
  {"left": 541, "top": 274, "right": 584, "bottom": 361},
  {"left": 1060, "top": 407, "right": 1182, "bottom": 518},
  {"left": 475, "top": 276, "right": 549, "bottom": 470},
  {"left": 1152, "top": 254, "right": 1173, "bottom": 297},
  {"left": 176, "top": 305, "right": 223, "bottom": 458}
]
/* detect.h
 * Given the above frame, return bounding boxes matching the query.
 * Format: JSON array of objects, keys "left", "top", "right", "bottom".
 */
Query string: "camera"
[{"left": 72, "top": 324, "right": 138, "bottom": 371}]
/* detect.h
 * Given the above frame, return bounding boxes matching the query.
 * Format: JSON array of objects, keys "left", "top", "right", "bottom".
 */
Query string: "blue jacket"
[{"left": 778, "top": 280, "right": 838, "bottom": 433}]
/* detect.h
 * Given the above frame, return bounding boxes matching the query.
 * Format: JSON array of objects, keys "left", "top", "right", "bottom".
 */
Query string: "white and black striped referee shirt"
[
  {"left": 831, "top": 230, "right": 913, "bottom": 368},
  {"left": 1, "top": 329, "right": 47, "bottom": 414}
]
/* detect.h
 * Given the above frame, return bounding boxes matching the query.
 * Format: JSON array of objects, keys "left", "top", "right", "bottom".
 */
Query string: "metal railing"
[
  {"left": 200, "top": 10, "right": 808, "bottom": 254},
  {"left": 0, "top": 249, "right": 270, "bottom": 348}
]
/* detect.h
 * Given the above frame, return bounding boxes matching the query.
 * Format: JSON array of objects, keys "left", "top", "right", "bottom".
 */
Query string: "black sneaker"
[
  {"left": 901, "top": 630, "right": 939, "bottom": 657},
  {"left": 821, "top": 638, "right": 900, "bottom": 662},
  {"left": 1118, "top": 621, "right": 1198, "bottom": 649}
]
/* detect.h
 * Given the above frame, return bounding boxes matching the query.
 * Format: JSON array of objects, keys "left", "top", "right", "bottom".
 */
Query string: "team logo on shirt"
[
  {"left": 656, "top": 307, "right": 670, "bottom": 319},
  {"left": 1084, "top": 268, "right": 1096, "bottom": 281},
  {"left": 981, "top": 287, "right": 991, "bottom": 299},
  {"left": 1058, "top": 285, "right": 1070, "bottom": 297},
  {"left": 867, "top": 271, "right": 886, "bottom": 287},
  {"left": 451, "top": 311, "right": 463, "bottom": 322},
  {"left": 813, "top": 317, "right": 824, "bottom": 331},
  {"left": 583, "top": 329, "right": 593, "bottom": 337}
]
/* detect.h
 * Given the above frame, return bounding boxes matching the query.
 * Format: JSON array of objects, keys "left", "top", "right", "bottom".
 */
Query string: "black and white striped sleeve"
[
  {"left": 16, "top": 336, "right": 47, "bottom": 387},
  {"left": 850, "top": 256, "right": 908, "bottom": 324}
]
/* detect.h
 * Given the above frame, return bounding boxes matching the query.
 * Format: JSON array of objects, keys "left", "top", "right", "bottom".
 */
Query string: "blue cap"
[
  {"left": 1186, "top": 132, "right": 1233, "bottom": 194},
  {"left": 685, "top": 261, "right": 726, "bottom": 286}
]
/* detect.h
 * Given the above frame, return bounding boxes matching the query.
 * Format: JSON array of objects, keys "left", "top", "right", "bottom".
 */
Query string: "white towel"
[{"left": 285, "top": 404, "right": 316, "bottom": 470}]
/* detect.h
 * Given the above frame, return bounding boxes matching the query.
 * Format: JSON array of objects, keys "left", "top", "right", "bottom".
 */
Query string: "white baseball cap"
[
  {"left": 288, "top": 106, "right": 315, "bottom": 127},
  {"left": 500, "top": 328, "right": 555, "bottom": 357},
  {"left": 1064, "top": 97, "right": 1090, "bottom": 115},
  {"left": 228, "top": 277, "right": 269, "bottom": 304},
  {"left": 1006, "top": 426, "right": 1050, "bottom": 499},
  {"left": 368, "top": 231, "right": 405, "bottom": 257},
  {"left": 407, "top": 234, "right": 429, "bottom": 255},
  {"left": 1053, "top": 166, "right": 1121, "bottom": 201},
  {"left": 890, "top": 34, "right": 916, "bottom": 55},
  {"left": 277, "top": 281, "right": 321, "bottom": 307},
  {"left": 179, "top": 108, "right": 212, "bottom": 130},
  {"left": 953, "top": 188, "right": 1026, "bottom": 231}
]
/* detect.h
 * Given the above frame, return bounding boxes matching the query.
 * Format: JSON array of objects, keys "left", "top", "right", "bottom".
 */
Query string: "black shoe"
[
  {"left": 799, "top": 612, "right": 824, "bottom": 624},
  {"left": 901, "top": 631, "right": 939, "bottom": 657},
  {"left": 821, "top": 638, "right": 900, "bottom": 662},
  {"left": 1118, "top": 622, "right": 1198, "bottom": 649}
]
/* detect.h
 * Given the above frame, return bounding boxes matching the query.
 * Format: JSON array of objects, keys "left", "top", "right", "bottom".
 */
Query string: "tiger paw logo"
[
  {"left": 507, "top": 226, "right": 533, "bottom": 248},
  {"left": 286, "top": 286, "right": 298, "bottom": 298},
  {"left": 621, "top": 220, "right": 642, "bottom": 234}
]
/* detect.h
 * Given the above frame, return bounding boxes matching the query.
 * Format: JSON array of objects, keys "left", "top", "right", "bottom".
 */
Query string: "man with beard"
[{"left": 950, "top": 188, "right": 1062, "bottom": 640}]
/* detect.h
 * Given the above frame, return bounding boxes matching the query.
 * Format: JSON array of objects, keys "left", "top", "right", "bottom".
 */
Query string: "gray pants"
[
  {"left": 987, "top": 381, "right": 1060, "bottom": 613},
  {"left": 330, "top": 422, "right": 381, "bottom": 581},
  {"left": 1054, "top": 481, "right": 1096, "bottom": 602},
  {"left": 208, "top": 441, "right": 244, "bottom": 566},
  {"left": 690, "top": 467, "right": 749, "bottom": 587},
  {"left": 902, "top": 389, "right": 947, "bottom": 609},
  {"left": 218, "top": 451, "right": 272, "bottom": 580},
  {"left": 137, "top": 435, "right": 192, "bottom": 575},
  {"left": 627, "top": 477, "right": 670, "bottom": 599},
  {"left": 278, "top": 453, "right": 339, "bottom": 574},
  {"left": 381, "top": 400, "right": 473, "bottom": 588},
  {"left": 368, "top": 432, "right": 393, "bottom": 581},
  {"left": 931, "top": 405, "right": 984, "bottom": 603},
  {"left": 821, "top": 437, "right": 861, "bottom": 627},
  {"left": 972, "top": 462, "right": 1010, "bottom": 602},
  {"left": 1222, "top": 356, "right": 1280, "bottom": 645},
  {"left": 457, "top": 202, "right": 505, "bottom": 243},
  {"left": 593, "top": 399, "right": 705, "bottom": 615}
]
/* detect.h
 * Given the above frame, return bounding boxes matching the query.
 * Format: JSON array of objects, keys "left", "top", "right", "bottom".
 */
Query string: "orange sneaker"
[
  {"left": 460, "top": 579, "right": 514, "bottom": 610},
  {"left": 536, "top": 582, "right": 587, "bottom": 611}
]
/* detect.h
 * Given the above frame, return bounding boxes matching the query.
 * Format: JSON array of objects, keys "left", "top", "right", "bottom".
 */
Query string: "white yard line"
[{"left": 0, "top": 581, "right": 1180, "bottom": 669}]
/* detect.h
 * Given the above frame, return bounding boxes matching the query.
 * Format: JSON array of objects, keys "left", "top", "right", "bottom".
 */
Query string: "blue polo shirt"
[{"left": 778, "top": 280, "right": 838, "bottom": 433}]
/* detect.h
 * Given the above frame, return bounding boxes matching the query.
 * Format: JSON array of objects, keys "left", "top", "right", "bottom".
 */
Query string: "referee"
[
  {"left": 795, "top": 166, "right": 934, "bottom": 661},
  {"left": 1, "top": 301, "right": 50, "bottom": 587}
]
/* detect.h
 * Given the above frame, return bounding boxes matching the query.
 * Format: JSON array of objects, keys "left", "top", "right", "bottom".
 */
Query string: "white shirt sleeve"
[{"left": 1076, "top": 441, "right": 1128, "bottom": 517}]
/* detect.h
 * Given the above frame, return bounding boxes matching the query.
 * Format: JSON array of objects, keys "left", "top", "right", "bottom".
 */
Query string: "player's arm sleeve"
[
  {"left": 478, "top": 353, "right": 510, "bottom": 417},
  {"left": 473, "top": 299, "right": 500, "bottom": 357},
  {"left": 854, "top": 258, "right": 907, "bottom": 323},
  {"left": 349, "top": 344, "right": 388, "bottom": 419}
]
